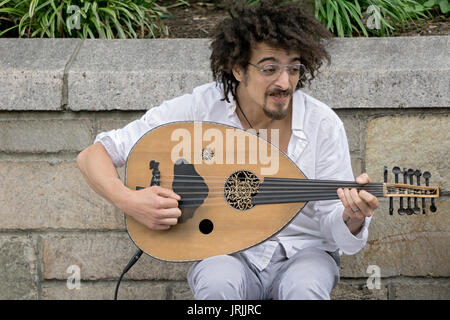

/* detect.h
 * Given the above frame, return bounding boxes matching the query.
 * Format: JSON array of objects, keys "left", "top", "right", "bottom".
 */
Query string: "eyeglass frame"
[{"left": 247, "top": 62, "right": 306, "bottom": 79}]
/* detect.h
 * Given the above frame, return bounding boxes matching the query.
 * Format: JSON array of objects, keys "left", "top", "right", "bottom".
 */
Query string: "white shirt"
[{"left": 95, "top": 82, "right": 371, "bottom": 271}]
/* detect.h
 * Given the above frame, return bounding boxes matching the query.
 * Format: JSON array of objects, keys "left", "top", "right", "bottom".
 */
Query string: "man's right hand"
[
  {"left": 119, "top": 186, "right": 182, "bottom": 230},
  {"left": 77, "top": 142, "right": 182, "bottom": 231}
]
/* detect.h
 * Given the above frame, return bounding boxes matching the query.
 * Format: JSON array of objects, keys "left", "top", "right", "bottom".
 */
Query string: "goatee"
[{"left": 263, "top": 88, "right": 292, "bottom": 120}]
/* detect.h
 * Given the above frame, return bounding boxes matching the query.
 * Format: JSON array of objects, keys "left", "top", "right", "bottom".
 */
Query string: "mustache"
[{"left": 265, "top": 88, "right": 293, "bottom": 96}]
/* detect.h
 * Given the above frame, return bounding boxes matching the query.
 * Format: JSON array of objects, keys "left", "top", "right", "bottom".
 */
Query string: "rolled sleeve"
[
  {"left": 329, "top": 204, "right": 371, "bottom": 254},
  {"left": 93, "top": 92, "right": 199, "bottom": 168}
]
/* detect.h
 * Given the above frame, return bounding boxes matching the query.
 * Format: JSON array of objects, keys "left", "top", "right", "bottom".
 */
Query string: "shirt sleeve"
[
  {"left": 94, "top": 92, "right": 198, "bottom": 168},
  {"left": 313, "top": 117, "right": 372, "bottom": 255}
]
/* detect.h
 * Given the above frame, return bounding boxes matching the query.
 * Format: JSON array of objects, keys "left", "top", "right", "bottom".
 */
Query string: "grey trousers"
[{"left": 187, "top": 244, "right": 340, "bottom": 300}]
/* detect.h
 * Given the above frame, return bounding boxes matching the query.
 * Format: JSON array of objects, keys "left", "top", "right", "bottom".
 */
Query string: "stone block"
[
  {"left": 306, "top": 70, "right": 449, "bottom": 109},
  {"left": 365, "top": 115, "right": 449, "bottom": 190},
  {"left": 341, "top": 197, "right": 450, "bottom": 277},
  {"left": 331, "top": 279, "right": 388, "bottom": 300},
  {"left": 340, "top": 115, "right": 363, "bottom": 153},
  {"left": 67, "top": 39, "right": 212, "bottom": 111},
  {"left": 0, "top": 39, "right": 81, "bottom": 110},
  {"left": 351, "top": 157, "right": 363, "bottom": 178},
  {"left": 96, "top": 116, "right": 145, "bottom": 136},
  {"left": 169, "top": 281, "right": 194, "bottom": 300},
  {"left": 391, "top": 278, "right": 450, "bottom": 300},
  {"left": 326, "top": 37, "right": 448, "bottom": 72},
  {"left": 41, "top": 233, "right": 192, "bottom": 281},
  {"left": 41, "top": 281, "right": 169, "bottom": 300},
  {"left": 0, "top": 161, "right": 124, "bottom": 230},
  {"left": 0, "top": 235, "right": 38, "bottom": 299},
  {"left": 0, "top": 119, "right": 93, "bottom": 153},
  {"left": 305, "top": 36, "right": 450, "bottom": 108}
]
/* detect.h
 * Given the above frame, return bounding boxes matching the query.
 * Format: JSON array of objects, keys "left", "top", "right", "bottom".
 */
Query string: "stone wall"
[{"left": 0, "top": 37, "right": 448, "bottom": 300}]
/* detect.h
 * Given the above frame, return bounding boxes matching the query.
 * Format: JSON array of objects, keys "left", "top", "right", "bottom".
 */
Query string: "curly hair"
[{"left": 210, "top": 0, "right": 333, "bottom": 102}]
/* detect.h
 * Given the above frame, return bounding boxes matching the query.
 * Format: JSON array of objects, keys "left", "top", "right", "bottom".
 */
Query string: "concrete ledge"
[
  {"left": 0, "top": 39, "right": 82, "bottom": 111},
  {"left": 306, "top": 36, "right": 450, "bottom": 108},
  {"left": 68, "top": 39, "right": 212, "bottom": 111},
  {"left": 1, "top": 36, "right": 448, "bottom": 111}
]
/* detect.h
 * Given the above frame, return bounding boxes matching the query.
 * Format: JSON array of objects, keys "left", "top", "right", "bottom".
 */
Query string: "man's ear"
[{"left": 232, "top": 64, "right": 244, "bottom": 82}]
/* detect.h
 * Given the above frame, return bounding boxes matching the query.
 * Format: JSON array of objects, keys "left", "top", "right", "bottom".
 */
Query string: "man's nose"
[{"left": 272, "top": 67, "right": 291, "bottom": 89}]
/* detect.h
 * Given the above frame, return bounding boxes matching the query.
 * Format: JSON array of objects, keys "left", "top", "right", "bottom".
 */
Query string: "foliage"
[
  {"left": 0, "top": 0, "right": 184, "bottom": 38},
  {"left": 422, "top": 0, "right": 449, "bottom": 14},
  {"left": 314, "top": 0, "right": 431, "bottom": 37},
  {"left": 243, "top": 0, "right": 446, "bottom": 37}
]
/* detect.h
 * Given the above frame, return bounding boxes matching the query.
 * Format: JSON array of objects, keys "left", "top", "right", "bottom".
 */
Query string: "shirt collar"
[
  {"left": 289, "top": 90, "right": 309, "bottom": 160},
  {"left": 225, "top": 87, "right": 309, "bottom": 142},
  {"left": 291, "top": 90, "right": 306, "bottom": 131}
]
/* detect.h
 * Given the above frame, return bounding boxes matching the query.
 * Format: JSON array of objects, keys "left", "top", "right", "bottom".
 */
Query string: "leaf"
[
  {"left": 18, "top": 12, "right": 30, "bottom": 36},
  {"left": 112, "top": 5, "right": 137, "bottom": 21},
  {"left": 113, "top": 17, "right": 126, "bottom": 38},
  {"left": 423, "top": 0, "right": 436, "bottom": 7},
  {"left": 440, "top": 0, "right": 449, "bottom": 13},
  {"left": 0, "top": 0, "right": 13, "bottom": 7},
  {"left": 123, "top": 16, "right": 137, "bottom": 38},
  {"left": 325, "top": 0, "right": 335, "bottom": 30},
  {"left": 29, "top": 0, "right": 39, "bottom": 18},
  {"left": 103, "top": 16, "right": 114, "bottom": 39},
  {"left": 83, "top": 23, "right": 95, "bottom": 39},
  {"left": 0, "top": 23, "right": 19, "bottom": 36},
  {"left": 98, "top": 7, "right": 117, "bottom": 20},
  {"left": 0, "top": 8, "right": 24, "bottom": 16},
  {"left": 90, "top": 16, "right": 106, "bottom": 38}
]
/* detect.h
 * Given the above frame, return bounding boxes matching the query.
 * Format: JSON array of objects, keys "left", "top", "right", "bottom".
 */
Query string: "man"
[{"left": 77, "top": 0, "right": 379, "bottom": 299}]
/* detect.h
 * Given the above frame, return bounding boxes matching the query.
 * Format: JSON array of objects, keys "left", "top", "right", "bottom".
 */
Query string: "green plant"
[
  {"left": 315, "top": 0, "right": 369, "bottom": 36},
  {"left": 422, "top": 0, "right": 449, "bottom": 13},
  {"left": 0, "top": 0, "right": 179, "bottom": 38},
  {"left": 365, "top": 0, "right": 430, "bottom": 34},
  {"left": 314, "top": 0, "right": 430, "bottom": 37}
]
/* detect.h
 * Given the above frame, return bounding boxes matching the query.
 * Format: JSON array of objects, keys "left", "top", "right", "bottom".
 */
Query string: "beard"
[{"left": 262, "top": 87, "right": 293, "bottom": 120}]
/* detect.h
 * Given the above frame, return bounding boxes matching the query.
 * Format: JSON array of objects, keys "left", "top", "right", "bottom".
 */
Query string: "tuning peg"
[
  {"left": 397, "top": 168, "right": 408, "bottom": 215},
  {"left": 423, "top": 171, "right": 437, "bottom": 212},
  {"left": 393, "top": 167, "right": 401, "bottom": 182},
  {"left": 406, "top": 169, "right": 417, "bottom": 214},
  {"left": 394, "top": 167, "right": 405, "bottom": 215},
  {"left": 405, "top": 168, "right": 414, "bottom": 215},
  {"left": 415, "top": 169, "right": 422, "bottom": 182},
  {"left": 385, "top": 167, "right": 393, "bottom": 215},
  {"left": 414, "top": 170, "right": 422, "bottom": 214},
  {"left": 408, "top": 169, "right": 415, "bottom": 184},
  {"left": 392, "top": 167, "right": 401, "bottom": 216}
]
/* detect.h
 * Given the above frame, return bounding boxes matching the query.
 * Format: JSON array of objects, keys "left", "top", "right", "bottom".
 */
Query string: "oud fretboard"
[{"left": 251, "top": 178, "right": 384, "bottom": 205}]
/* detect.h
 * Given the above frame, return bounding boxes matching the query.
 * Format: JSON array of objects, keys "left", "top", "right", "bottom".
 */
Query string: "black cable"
[{"left": 114, "top": 248, "right": 143, "bottom": 300}]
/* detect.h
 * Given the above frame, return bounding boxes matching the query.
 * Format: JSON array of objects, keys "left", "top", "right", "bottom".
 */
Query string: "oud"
[{"left": 124, "top": 122, "right": 440, "bottom": 262}]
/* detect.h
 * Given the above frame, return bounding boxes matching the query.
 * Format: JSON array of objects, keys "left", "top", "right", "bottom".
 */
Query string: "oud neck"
[
  {"left": 251, "top": 178, "right": 439, "bottom": 205},
  {"left": 251, "top": 178, "right": 383, "bottom": 205}
]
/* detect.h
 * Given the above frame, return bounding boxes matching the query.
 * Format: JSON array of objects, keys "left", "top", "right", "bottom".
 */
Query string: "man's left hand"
[{"left": 337, "top": 173, "right": 379, "bottom": 235}]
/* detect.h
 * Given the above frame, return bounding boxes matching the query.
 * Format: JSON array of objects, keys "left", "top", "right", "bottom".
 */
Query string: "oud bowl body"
[{"left": 124, "top": 121, "right": 306, "bottom": 262}]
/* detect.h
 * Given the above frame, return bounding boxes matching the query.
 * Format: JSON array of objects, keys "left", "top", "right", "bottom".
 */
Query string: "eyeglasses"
[{"left": 248, "top": 62, "right": 306, "bottom": 80}]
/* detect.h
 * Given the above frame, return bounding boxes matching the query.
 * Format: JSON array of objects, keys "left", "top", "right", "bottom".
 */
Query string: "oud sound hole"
[
  {"left": 199, "top": 219, "right": 214, "bottom": 234},
  {"left": 224, "top": 170, "right": 260, "bottom": 211}
]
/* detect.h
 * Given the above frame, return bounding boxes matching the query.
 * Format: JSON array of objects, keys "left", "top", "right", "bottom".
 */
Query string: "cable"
[{"left": 114, "top": 248, "right": 143, "bottom": 300}]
